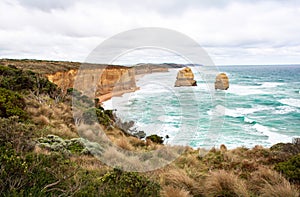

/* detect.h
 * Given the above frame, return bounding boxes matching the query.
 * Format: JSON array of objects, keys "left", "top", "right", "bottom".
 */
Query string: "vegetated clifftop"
[{"left": 0, "top": 59, "right": 169, "bottom": 102}]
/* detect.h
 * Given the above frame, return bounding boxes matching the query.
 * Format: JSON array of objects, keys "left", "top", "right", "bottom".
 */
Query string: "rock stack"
[
  {"left": 215, "top": 73, "right": 229, "bottom": 90},
  {"left": 174, "top": 67, "right": 197, "bottom": 87}
]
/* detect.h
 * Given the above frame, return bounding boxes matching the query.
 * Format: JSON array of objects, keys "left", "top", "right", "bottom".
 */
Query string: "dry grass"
[
  {"left": 102, "top": 146, "right": 144, "bottom": 171},
  {"left": 128, "top": 136, "right": 146, "bottom": 147},
  {"left": 25, "top": 95, "right": 77, "bottom": 138},
  {"left": 260, "top": 180, "right": 299, "bottom": 197},
  {"left": 70, "top": 155, "right": 109, "bottom": 173},
  {"left": 164, "top": 168, "right": 202, "bottom": 196},
  {"left": 116, "top": 137, "right": 134, "bottom": 150},
  {"left": 32, "top": 115, "right": 50, "bottom": 125},
  {"left": 204, "top": 170, "right": 249, "bottom": 197},
  {"left": 161, "top": 186, "right": 192, "bottom": 197},
  {"left": 250, "top": 167, "right": 299, "bottom": 196},
  {"left": 33, "top": 145, "right": 50, "bottom": 155}
]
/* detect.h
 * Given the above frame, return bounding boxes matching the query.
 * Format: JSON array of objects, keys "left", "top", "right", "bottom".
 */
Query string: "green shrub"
[
  {"left": 146, "top": 134, "right": 164, "bottom": 144},
  {"left": 0, "top": 116, "right": 34, "bottom": 152},
  {"left": 275, "top": 154, "right": 300, "bottom": 182},
  {"left": 66, "top": 139, "right": 85, "bottom": 154},
  {"left": 0, "top": 145, "right": 79, "bottom": 196},
  {"left": 99, "top": 168, "right": 160, "bottom": 197},
  {"left": 82, "top": 107, "right": 112, "bottom": 126},
  {"left": 0, "top": 65, "right": 58, "bottom": 96},
  {"left": 0, "top": 88, "right": 28, "bottom": 120},
  {"left": 37, "top": 135, "right": 87, "bottom": 155}
]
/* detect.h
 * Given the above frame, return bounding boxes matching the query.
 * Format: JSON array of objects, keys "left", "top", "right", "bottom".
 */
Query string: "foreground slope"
[{"left": 0, "top": 60, "right": 299, "bottom": 196}]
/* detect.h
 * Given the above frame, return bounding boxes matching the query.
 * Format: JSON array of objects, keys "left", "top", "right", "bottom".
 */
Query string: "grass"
[
  {"left": 164, "top": 168, "right": 203, "bottom": 196},
  {"left": 249, "top": 167, "right": 299, "bottom": 196},
  {"left": 161, "top": 186, "right": 192, "bottom": 197},
  {"left": 203, "top": 170, "right": 249, "bottom": 197}
]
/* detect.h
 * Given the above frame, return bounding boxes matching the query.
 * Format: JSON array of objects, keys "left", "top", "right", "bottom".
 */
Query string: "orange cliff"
[
  {"left": 45, "top": 66, "right": 138, "bottom": 102},
  {"left": 0, "top": 59, "right": 170, "bottom": 103}
]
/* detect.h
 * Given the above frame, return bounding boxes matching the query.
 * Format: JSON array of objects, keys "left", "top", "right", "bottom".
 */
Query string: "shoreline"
[{"left": 98, "top": 87, "right": 140, "bottom": 103}]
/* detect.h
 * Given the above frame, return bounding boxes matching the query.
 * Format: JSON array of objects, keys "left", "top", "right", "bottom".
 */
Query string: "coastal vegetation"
[{"left": 0, "top": 61, "right": 299, "bottom": 196}]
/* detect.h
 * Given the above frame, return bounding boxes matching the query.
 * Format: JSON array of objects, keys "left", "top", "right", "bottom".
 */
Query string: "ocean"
[{"left": 103, "top": 65, "right": 300, "bottom": 149}]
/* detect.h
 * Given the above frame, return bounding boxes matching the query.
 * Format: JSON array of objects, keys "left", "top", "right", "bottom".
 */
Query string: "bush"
[
  {"left": 0, "top": 116, "right": 34, "bottom": 152},
  {"left": 146, "top": 134, "right": 164, "bottom": 144},
  {"left": 275, "top": 154, "right": 300, "bottom": 182},
  {"left": 0, "top": 144, "right": 81, "bottom": 196},
  {"left": 0, "top": 65, "right": 58, "bottom": 96},
  {"left": 99, "top": 168, "right": 160, "bottom": 197},
  {"left": 82, "top": 107, "right": 112, "bottom": 126},
  {"left": 0, "top": 88, "right": 27, "bottom": 120},
  {"left": 37, "top": 135, "right": 87, "bottom": 155}
]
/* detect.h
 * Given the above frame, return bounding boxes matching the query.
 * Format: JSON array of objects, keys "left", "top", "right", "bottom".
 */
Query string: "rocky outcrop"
[
  {"left": 215, "top": 73, "right": 229, "bottom": 90},
  {"left": 174, "top": 67, "right": 197, "bottom": 87}
]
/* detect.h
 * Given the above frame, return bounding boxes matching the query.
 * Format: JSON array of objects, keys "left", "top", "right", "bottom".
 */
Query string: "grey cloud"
[{"left": 15, "top": 0, "right": 78, "bottom": 11}]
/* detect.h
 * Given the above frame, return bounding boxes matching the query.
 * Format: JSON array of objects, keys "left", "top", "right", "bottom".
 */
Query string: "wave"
[
  {"left": 227, "top": 84, "right": 268, "bottom": 96},
  {"left": 279, "top": 98, "right": 300, "bottom": 108},
  {"left": 252, "top": 124, "right": 292, "bottom": 144},
  {"left": 273, "top": 105, "right": 298, "bottom": 114},
  {"left": 243, "top": 117, "right": 256, "bottom": 124},
  {"left": 209, "top": 105, "right": 272, "bottom": 117},
  {"left": 227, "top": 82, "right": 285, "bottom": 96},
  {"left": 260, "top": 82, "right": 284, "bottom": 88}
]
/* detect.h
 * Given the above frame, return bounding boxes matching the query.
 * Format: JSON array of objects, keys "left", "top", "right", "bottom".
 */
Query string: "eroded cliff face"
[
  {"left": 0, "top": 59, "right": 170, "bottom": 102},
  {"left": 46, "top": 66, "right": 137, "bottom": 102}
]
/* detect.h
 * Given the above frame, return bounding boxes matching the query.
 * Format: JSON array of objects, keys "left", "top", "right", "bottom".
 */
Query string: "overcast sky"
[{"left": 1, "top": 0, "right": 300, "bottom": 65}]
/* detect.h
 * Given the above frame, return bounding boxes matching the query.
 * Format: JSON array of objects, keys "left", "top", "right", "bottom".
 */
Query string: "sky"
[{"left": 1, "top": 0, "right": 300, "bottom": 65}]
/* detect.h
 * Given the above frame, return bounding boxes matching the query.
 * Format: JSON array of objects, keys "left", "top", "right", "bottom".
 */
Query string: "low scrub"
[
  {"left": 98, "top": 168, "right": 160, "bottom": 197},
  {"left": 275, "top": 154, "right": 300, "bottom": 182},
  {"left": 0, "top": 88, "right": 28, "bottom": 120}
]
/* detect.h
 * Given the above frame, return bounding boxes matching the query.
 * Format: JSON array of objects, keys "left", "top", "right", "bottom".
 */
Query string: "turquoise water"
[{"left": 104, "top": 65, "right": 300, "bottom": 149}]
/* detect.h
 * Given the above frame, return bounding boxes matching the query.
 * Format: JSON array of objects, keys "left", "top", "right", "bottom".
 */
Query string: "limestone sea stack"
[
  {"left": 215, "top": 73, "right": 229, "bottom": 90},
  {"left": 174, "top": 67, "right": 197, "bottom": 87}
]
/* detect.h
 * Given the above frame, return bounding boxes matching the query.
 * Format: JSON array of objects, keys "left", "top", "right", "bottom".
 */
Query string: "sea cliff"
[{"left": 0, "top": 59, "right": 169, "bottom": 102}]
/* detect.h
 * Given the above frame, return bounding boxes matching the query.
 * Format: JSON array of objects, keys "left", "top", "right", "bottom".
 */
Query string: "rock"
[
  {"left": 215, "top": 73, "right": 229, "bottom": 90},
  {"left": 133, "top": 130, "right": 146, "bottom": 139},
  {"left": 174, "top": 67, "right": 197, "bottom": 87}
]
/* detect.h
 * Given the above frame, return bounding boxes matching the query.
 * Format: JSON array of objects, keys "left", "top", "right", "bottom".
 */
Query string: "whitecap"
[
  {"left": 227, "top": 84, "right": 267, "bottom": 96},
  {"left": 273, "top": 105, "right": 298, "bottom": 114},
  {"left": 210, "top": 105, "right": 273, "bottom": 118},
  {"left": 279, "top": 98, "right": 300, "bottom": 108},
  {"left": 244, "top": 117, "right": 256, "bottom": 124},
  {"left": 260, "top": 82, "right": 284, "bottom": 88},
  {"left": 253, "top": 124, "right": 292, "bottom": 144}
]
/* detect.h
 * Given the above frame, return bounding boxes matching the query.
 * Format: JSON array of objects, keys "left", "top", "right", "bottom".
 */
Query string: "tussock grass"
[
  {"left": 33, "top": 115, "right": 50, "bottom": 125},
  {"left": 164, "top": 168, "right": 203, "bottom": 196},
  {"left": 204, "top": 170, "right": 249, "bottom": 197},
  {"left": 161, "top": 186, "right": 192, "bottom": 197},
  {"left": 70, "top": 155, "right": 109, "bottom": 173},
  {"left": 116, "top": 137, "right": 134, "bottom": 150},
  {"left": 260, "top": 180, "right": 299, "bottom": 197},
  {"left": 250, "top": 167, "right": 299, "bottom": 196}
]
